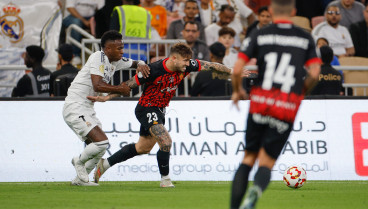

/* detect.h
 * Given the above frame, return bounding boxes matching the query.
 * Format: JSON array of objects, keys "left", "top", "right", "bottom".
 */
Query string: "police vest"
[
  {"left": 114, "top": 5, "right": 151, "bottom": 61},
  {"left": 114, "top": 5, "right": 151, "bottom": 39}
]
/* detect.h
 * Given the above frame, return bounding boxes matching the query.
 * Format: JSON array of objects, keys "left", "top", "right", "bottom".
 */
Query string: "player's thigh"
[
  {"left": 262, "top": 120, "right": 293, "bottom": 160},
  {"left": 63, "top": 102, "right": 102, "bottom": 142},
  {"left": 135, "top": 104, "right": 165, "bottom": 136},
  {"left": 245, "top": 114, "right": 267, "bottom": 153}
]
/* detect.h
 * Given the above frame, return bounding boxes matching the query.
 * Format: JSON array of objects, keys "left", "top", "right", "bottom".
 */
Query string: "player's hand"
[
  {"left": 231, "top": 88, "right": 248, "bottom": 111},
  {"left": 242, "top": 68, "right": 251, "bottom": 78},
  {"left": 119, "top": 82, "right": 131, "bottom": 96},
  {"left": 136, "top": 62, "right": 150, "bottom": 78},
  {"left": 87, "top": 95, "right": 110, "bottom": 102}
]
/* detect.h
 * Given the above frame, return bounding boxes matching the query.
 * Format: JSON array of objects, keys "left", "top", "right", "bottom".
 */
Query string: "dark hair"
[
  {"left": 184, "top": 0, "right": 198, "bottom": 8},
  {"left": 170, "top": 43, "right": 193, "bottom": 58},
  {"left": 271, "top": 0, "right": 295, "bottom": 15},
  {"left": 56, "top": 43, "right": 73, "bottom": 62},
  {"left": 320, "top": 45, "right": 333, "bottom": 64},
  {"left": 219, "top": 26, "right": 235, "bottom": 37},
  {"left": 258, "top": 6, "right": 269, "bottom": 14},
  {"left": 26, "top": 45, "right": 45, "bottom": 63},
  {"left": 316, "top": 37, "right": 329, "bottom": 45},
  {"left": 183, "top": 21, "right": 199, "bottom": 29},
  {"left": 209, "top": 42, "right": 226, "bottom": 59},
  {"left": 101, "top": 30, "right": 122, "bottom": 48},
  {"left": 220, "top": 5, "right": 235, "bottom": 13}
]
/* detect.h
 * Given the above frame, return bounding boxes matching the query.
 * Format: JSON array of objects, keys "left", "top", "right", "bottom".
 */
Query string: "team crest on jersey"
[
  {"left": 99, "top": 65, "right": 104, "bottom": 73},
  {"left": 0, "top": 2, "right": 24, "bottom": 43},
  {"left": 179, "top": 73, "right": 184, "bottom": 80}
]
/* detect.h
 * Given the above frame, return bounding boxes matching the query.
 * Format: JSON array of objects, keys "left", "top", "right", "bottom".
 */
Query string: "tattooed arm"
[
  {"left": 199, "top": 60, "right": 232, "bottom": 74},
  {"left": 87, "top": 76, "right": 140, "bottom": 102},
  {"left": 198, "top": 60, "right": 251, "bottom": 77}
]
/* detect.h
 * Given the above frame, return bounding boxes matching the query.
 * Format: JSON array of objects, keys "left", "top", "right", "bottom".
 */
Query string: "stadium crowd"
[{"left": 5, "top": 0, "right": 368, "bottom": 97}]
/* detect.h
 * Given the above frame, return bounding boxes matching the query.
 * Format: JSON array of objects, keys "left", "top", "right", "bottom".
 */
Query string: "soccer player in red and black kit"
[
  {"left": 89, "top": 43, "right": 244, "bottom": 187},
  {"left": 230, "top": 0, "right": 321, "bottom": 208}
]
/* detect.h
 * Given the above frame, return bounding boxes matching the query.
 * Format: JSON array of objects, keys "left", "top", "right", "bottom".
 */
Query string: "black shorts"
[
  {"left": 135, "top": 104, "right": 166, "bottom": 136},
  {"left": 245, "top": 113, "right": 293, "bottom": 159}
]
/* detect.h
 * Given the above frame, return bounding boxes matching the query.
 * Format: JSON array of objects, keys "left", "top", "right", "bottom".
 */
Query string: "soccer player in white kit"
[{"left": 62, "top": 30, "right": 150, "bottom": 186}]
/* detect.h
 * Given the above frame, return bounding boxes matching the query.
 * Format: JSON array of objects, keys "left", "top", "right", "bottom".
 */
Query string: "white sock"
[
  {"left": 79, "top": 140, "right": 109, "bottom": 164},
  {"left": 103, "top": 158, "right": 111, "bottom": 169},
  {"left": 85, "top": 149, "right": 106, "bottom": 174},
  {"left": 161, "top": 175, "right": 170, "bottom": 180}
]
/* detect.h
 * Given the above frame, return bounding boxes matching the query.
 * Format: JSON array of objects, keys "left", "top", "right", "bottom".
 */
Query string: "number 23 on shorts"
[{"left": 147, "top": 112, "right": 158, "bottom": 123}]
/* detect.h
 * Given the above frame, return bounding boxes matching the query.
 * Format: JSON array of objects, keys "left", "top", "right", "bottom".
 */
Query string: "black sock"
[
  {"left": 230, "top": 164, "right": 252, "bottom": 209},
  {"left": 107, "top": 143, "right": 138, "bottom": 167},
  {"left": 254, "top": 166, "right": 271, "bottom": 192},
  {"left": 157, "top": 149, "right": 170, "bottom": 176}
]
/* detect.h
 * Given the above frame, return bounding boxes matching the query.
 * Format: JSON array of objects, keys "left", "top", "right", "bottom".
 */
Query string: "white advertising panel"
[{"left": 0, "top": 100, "right": 368, "bottom": 182}]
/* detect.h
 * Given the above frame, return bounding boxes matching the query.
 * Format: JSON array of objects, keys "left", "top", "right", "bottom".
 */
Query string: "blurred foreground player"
[{"left": 230, "top": 0, "right": 321, "bottom": 208}]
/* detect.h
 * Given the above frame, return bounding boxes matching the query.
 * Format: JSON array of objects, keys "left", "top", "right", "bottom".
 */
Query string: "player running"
[
  {"left": 230, "top": 0, "right": 321, "bottom": 208},
  {"left": 63, "top": 30, "right": 149, "bottom": 186},
  {"left": 88, "top": 43, "right": 249, "bottom": 187}
]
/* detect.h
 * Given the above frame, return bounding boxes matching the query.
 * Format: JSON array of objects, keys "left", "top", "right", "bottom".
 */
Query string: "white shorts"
[{"left": 62, "top": 102, "right": 102, "bottom": 141}]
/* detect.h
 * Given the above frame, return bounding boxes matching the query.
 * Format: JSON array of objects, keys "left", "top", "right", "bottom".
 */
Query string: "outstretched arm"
[
  {"left": 198, "top": 60, "right": 250, "bottom": 77},
  {"left": 199, "top": 60, "right": 232, "bottom": 74}
]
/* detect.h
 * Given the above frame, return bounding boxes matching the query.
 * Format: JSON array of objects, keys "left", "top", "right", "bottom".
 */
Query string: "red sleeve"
[
  {"left": 195, "top": 59, "right": 201, "bottom": 72},
  {"left": 305, "top": 57, "right": 322, "bottom": 67},
  {"left": 238, "top": 52, "right": 250, "bottom": 63},
  {"left": 134, "top": 74, "right": 141, "bottom": 86}
]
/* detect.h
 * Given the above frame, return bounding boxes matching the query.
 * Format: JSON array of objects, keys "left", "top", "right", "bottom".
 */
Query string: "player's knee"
[
  {"left": 160, "top": 143, "right": 172, "bottom": 152},
  {"left": 95, "top": 140, "right": 109, "bottom": 152}
]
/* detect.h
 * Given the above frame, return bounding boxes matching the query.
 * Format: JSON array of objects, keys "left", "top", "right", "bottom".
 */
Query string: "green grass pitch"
[{"left": 1, "top": 181, "right": 367, "bottom": 209}]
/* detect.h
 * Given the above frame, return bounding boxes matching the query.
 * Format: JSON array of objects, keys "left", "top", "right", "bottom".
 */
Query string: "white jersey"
[{"left": 65, "top": 51, "right": 133, "bottom": 105}]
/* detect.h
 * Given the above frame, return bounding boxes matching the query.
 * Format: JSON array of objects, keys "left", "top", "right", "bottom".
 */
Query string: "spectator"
[
  {"left": 312, "top": 5, "right": 355, "bottom": 57},
  {"left": 213, "top": 0, "right": 255, "bottom": 39},
  {"left": 205, "top": 5, "right": 241, "bottom": 47},
  {"left": 316, "top": 37, "right": 341, "bottom": 65},
  {"left": 50, "top": 44, "right": 79, "bottom": 97},
  {"left": 167, "top": 0, "right": 206, "bottom": 42},
  {"left": 165, "top": 0, "right": 185, "bottom": 17},
  {"left": 141, "top": 0, "right": 168, "bottom": 38},
  {"left": 191, "top": 42, "right": 230, "bottom": 96},
  {"left": 197, "top": 0, "right": 217, "bottom": 27},
  {"left": 311, "top": 45, "right": 343, "bottom": 95},
  {"left": 245, "top": 6, "right": 272, "bottom": 37},
  {"left": 327, "top": 0, "right": 365, "bottom": 28},
  {"left": 349, "top": 4, "right": 368, "bottom": 57},
  {"left": 218, "top": 26, "right": 238, "bottom": 68},
  {"left": 12, "top": 46, "right": 51, "bottom": 97},
  {"left": 110, "top": 0, "right": 161, "bottom": 61},
  {"left": 62, "top": 0, "right": 104, "bottom": 64},
  {"left": 94, "top": 0, "right": 123, "bottom": 38},
  {"left": 182, "top": 21, "right": 210, "bottom": 61}
]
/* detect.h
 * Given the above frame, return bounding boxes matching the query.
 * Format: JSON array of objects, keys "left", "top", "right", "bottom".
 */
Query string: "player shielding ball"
[
  {"left": 230, "top": 0, "right": 321, "bottom": 208},
  {"left": 63, "top": 30, "right": 149, "bottom": 186},
  {"left": 89, "top": 43, "right": 249, "bottom": 187}
]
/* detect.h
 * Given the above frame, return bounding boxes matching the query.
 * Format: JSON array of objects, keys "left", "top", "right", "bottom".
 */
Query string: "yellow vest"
[{"left": 113, "top": 5, "right": 151, "bottom": 39}]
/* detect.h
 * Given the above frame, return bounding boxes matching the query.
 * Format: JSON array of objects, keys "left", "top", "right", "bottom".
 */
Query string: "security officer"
[{"left": 12, "top": 45, "right": 51, "bottom": 97}]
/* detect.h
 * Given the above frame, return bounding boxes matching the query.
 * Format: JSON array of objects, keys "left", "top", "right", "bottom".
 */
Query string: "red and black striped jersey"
[
  {"left": 135, "top": 58, "right": 201, "bottom": 107},
  {"left": 239, "top": 19, "right": 321, "bottom": 122}
]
